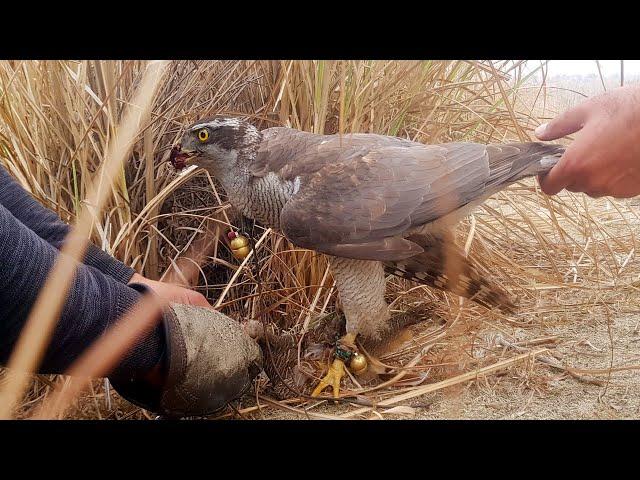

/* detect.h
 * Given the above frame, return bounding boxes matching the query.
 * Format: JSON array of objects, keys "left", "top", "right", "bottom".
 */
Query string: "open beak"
[{"left": 169, "top": 145, "right": 199, "bottom": 171}]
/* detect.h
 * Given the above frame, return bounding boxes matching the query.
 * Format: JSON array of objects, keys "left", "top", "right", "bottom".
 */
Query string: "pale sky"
[{"left": 525, "top": 60, "right": 640, "bottom": 78}]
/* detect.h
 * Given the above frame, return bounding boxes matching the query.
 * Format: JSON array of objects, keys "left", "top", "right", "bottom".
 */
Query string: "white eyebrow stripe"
[{"left": 191, "top": 123, "right": 215, "bottom": 130}]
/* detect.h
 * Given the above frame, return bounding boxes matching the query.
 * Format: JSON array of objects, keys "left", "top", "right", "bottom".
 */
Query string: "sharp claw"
[
  {"left": 311, "top": 376, "right": 329, "bottom": 397},
  {"left": 311, "top": 382, "right": 327, "bottom": 398}
]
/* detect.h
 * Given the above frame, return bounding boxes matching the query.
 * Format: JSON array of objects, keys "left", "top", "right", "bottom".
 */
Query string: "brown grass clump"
[{"left": 0, "top": 60, "right": 638, "bottom": 419}]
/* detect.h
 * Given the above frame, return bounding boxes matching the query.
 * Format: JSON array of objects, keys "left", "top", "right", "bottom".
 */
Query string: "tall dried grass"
[{"left": 0, "top": 60, "right": 638, "bottom": 419}]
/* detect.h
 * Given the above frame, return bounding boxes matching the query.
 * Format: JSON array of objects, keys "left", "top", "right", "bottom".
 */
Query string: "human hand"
[
  {"left": 535, "top": 85, "right": 640, "bottom": 198},
  {"left": 128, "top": 273, "right": 213, "bottom": 309}
]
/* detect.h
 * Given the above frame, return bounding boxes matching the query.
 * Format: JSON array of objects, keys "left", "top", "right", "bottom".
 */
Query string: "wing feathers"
[{"left": 254, "top": 129, "right": 564, "bottom": 262}]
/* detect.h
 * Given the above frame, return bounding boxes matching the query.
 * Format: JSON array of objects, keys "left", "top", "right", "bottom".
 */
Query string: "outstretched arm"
[
  {"left": 0, "top": 200, "right": 164, "bottom": 381},
  {"left": 535, "top": 85, "right": 640, "bottom": 198},
  {"left": 0, "top": 200, "right": 262, "bottom": 417},
  {"left": 0, "top": 164, "right": 135, "bottom": 283},
  {"left": 0, "top": 164, "right": 214, "bottom": 309}
]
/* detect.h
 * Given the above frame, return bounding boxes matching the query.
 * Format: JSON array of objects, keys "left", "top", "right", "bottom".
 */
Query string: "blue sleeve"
[
  {"left": 0, "top": 164, "right": 135, "bottom": 284},
  {"left": 0, "top": 200, "right": 164, "bottom": 381}
]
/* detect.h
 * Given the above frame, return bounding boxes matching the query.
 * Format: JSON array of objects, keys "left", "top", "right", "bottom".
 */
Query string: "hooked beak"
[{"left": 169, "top": 145, "right": 199, "bottom": 171}]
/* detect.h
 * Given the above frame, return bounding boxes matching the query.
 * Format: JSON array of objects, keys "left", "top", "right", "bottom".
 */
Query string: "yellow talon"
[{"left": 311, "top": 358, "right": 346, "bottom": 398}]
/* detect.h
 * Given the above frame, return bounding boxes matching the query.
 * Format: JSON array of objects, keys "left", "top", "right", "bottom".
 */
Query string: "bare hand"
[
  {"left": 535, "top": 85, "right": 640, "bottom": 198},
  {"left": 128, "top": 273, "right": 213, "bottom": 309}
]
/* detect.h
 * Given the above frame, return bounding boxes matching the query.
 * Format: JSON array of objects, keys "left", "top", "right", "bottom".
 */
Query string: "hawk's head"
[{"left": 171, "top": 116, "right": 261, "bottom": 172}]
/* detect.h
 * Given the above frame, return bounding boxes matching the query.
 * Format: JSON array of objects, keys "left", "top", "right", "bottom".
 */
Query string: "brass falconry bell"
[
  {"left": 349, "top": 352, "right": 368, "bottom": 375},
  {"left": 228, "top": 231, "right": 251, "bottom": 260}
]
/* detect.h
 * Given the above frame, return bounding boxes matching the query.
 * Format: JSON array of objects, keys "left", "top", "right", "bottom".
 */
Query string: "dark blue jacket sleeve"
[
  {"left": 0, "top": 164, "right": 135, "bottom": 284},
  {"left": 0, "top": 201, "right": 164, "bottom": 381}
]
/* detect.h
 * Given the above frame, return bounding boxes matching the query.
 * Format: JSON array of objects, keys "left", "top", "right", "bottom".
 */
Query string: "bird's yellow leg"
[
  {"left": 340, "top": 332, "right": 357, "bottom": 349},
  {"left": 311, "top": 333, "right": 358, "bottom": 398},
  {"left": 311, "top": 358, "right": 346, "bottom": 398}
]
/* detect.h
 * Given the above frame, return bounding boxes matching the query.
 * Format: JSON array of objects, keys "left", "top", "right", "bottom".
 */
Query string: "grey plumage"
[
  {"left": 174, "top": 116, "right": 564, "bottom": 319},
  {"left": 267, "top": 134, "right": 563, "bottom": 261}
]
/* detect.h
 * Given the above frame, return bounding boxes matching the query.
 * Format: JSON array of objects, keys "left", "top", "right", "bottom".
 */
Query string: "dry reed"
[{"left": 0, "top": 60, "right": 638, "bottom": 419}]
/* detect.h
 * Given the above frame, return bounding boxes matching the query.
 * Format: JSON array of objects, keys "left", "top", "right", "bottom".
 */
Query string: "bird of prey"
[{"left": 171, "top": 116, "right": 564, "bottom": 398}]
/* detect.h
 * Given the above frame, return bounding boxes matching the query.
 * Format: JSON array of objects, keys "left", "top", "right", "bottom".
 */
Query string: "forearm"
[
  {"left": 0, "top": 164, "right": 135, "bottom": 283},
  {"left": 0, "top": 201, "right": 164, "bottom": 381}
]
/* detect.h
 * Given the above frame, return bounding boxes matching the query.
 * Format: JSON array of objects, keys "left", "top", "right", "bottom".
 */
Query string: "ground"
[
  {"left": 73, "top": 305, "right": 640, "bottom": 420},
  {"left": 240, "top": 309, "right": 640, "bottom": 420}
]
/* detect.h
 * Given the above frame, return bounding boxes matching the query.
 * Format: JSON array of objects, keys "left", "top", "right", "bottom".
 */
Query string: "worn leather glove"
[{"left": 110, "top": 303, "right": 263, "bottom": 418}]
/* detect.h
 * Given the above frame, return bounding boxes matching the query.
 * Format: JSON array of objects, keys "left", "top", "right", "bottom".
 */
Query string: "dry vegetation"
[{"left": 0, "top": 60, "right": 639, "bottom": 420}]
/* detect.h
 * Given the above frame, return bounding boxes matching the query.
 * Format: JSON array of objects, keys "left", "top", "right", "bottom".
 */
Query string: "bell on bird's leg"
[
  {"left": 349, "top": 352, "right": 368, "bottom": 375},
  {"left": 227, "top": 230, "right": 251, "bottom": 260}
]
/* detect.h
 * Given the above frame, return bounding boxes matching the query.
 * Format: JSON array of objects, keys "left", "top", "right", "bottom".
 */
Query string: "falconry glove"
[{"left": 110, "top": 303, "right": 263, "bottom": 418}]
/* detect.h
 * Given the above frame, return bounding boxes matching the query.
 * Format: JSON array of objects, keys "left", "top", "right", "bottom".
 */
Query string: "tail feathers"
[
  {"left": 486, "top": 142, "right": 565, "bottom": 189},
  {"left": 384, "top": 232, "right": 516, "bottom": 314}
]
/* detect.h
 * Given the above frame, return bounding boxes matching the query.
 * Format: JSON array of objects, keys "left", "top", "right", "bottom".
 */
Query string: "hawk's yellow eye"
[{"left": 198, "top": 129, "right": 209, "bottom": 142}]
